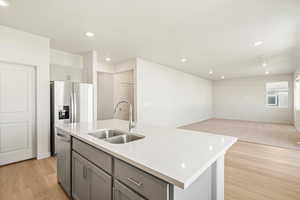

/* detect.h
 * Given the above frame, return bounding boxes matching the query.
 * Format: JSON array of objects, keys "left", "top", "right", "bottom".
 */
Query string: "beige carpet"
[{"left": 180, "top": 118, "right": 300, "bottom": 150}]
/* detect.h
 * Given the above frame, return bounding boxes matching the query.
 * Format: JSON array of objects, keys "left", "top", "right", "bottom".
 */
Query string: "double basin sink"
[{"left": 88, "top": 129, "right": 145, "bottom": 144}]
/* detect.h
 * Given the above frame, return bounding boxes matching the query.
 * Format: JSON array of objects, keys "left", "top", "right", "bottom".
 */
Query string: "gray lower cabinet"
[
  {"left": 56, "top": 135, "right": 71, "bottom": 195},
  {"left": 72, "top": 151, "right": 112, "bottom": 200},
  {"left": 114, "top": 180, "right": 146, "bottom": 200},
  {"left": 72, "top": 152, "right": 89, "bottom": 200},
  {"left": 57, "top": 153, "right": 67, "bottom": 191},
  {"left": 86, "top": 158, "right": 112, "bottom": 200},
  {"left": 70, "top": 138, "right": 169, "bottom": 200}
]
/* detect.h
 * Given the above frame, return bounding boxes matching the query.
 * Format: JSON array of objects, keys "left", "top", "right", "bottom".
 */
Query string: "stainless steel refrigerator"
[{"left": 50, "top": 81, "right": 93, "bottom": 155}]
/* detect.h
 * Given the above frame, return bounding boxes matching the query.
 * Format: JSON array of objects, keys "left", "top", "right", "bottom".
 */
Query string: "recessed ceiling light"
[
  {"left": 180, "top": 58, "right": 187, "bottom": 63},
  {"left": 0, "top": 0, "right": 10, "bottom": 7},
  {"left": 105, "top": 57, "right": 111, "bottom": 62},
  {"left": 254, "top": 41, "right": 263, "bottom": 47},
  {"left": 209, "top": 70, "right": 213, "bottom": 75},
  {"left": 85, "top": 32, "right": 95, "bottom": 37},
  {"left": 221, "top": 76, "right": 225, "bottom": 79},
  {"left": 262, "top": 61, "right": 267, "bottom": 67},
  {"left": 265, "top": 71, "right": 269, "bottom": 75}
]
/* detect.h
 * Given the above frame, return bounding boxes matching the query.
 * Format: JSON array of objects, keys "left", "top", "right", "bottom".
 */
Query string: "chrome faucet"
[{"left": 113, "top": 101, "right": 135, "bottom": 132}]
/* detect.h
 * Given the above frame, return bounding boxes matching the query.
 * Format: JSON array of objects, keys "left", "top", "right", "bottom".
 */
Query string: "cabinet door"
[
  {"left": 72, "top": 152, "right": 89, "bottom": 200},
  {"left": 114, "top": 181, "right": 146, "bottom": 200},
  {"left": 56, "top": 137, "right": 70, "bottom": 195},
  {"left": 57, "top": 153, "right": 65, "bottom": 186},
  {"left": 86, "top": 160, "right": 112, "bottom": 200}
]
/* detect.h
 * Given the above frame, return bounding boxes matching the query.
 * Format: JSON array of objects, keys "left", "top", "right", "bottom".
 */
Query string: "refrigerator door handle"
[
  {"left": 70, "top": 93, "right": 74, "bottom": 123},
  {"left": 73, "top": 91, "right": 77, "bottom": 122}
]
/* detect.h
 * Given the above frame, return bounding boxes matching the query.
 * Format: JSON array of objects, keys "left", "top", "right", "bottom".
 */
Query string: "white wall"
[
  {"left": 95, "top": 59, "right": 135, "bottom": 74},
  {"left": 82, "top": 51, "right": 98, "bottom": 120},
  {"left": 0, "top": 25, "right": 50, "bottom": 159},
  {"left": 97, "top": 72, "right": 114, "bottom": 120},
  {"left": 293, "top": 48, "right": 300, "bottom": 130},
  {"left": 96, "top": 62, "right": 115, "bottom": 73},
  {"left": 50, "top": 65, "right": 83, "bottom": 81},
  {"left": 213, "top": 74, "right": 294, "bottom": 124},
  {"left": 50, "top": 49, "right": 83, "bottom": 67},
  {"left": 115, "top": 59, "right": 135, "bottom": 73},
  {"left": 50, "top": 49, "right": 84, "bottom": 81},
  {"left": 136, "top": 58, "right": 213, "bottom": 127}
]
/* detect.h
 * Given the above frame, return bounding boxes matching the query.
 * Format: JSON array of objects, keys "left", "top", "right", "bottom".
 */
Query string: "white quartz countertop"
[{"left": 56, "top": 119, "right": 237, "bottom": 189}]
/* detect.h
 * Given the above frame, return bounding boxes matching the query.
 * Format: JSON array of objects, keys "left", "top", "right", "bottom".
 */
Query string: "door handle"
[
  {"left": 56, "top": 133, "right": 70, "bottom": 142},
  {"left": 127, "top": 177, "right": 143, "bottom": 187},
  {"left": 57, "top": 133, "right": 67, "bottom": 138},
  {"left": 83, "top": 166, "right": 88, "bottom": 179},
  {"left": 83, "top": 166, "right": 86, "bottom": 179}
]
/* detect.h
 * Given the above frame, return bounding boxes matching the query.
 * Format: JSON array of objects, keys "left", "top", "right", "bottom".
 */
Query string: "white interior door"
[{"left": 0, "top": 62, "right": 35, "bottom": 166}]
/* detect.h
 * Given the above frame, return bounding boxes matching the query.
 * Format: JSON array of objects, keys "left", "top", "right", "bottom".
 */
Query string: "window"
[
  {"left": 266, "top": 82, "right": 288, "bottom": 108},
  {"left": 267, "top": 95, "right": 277, "bottom": 106}
]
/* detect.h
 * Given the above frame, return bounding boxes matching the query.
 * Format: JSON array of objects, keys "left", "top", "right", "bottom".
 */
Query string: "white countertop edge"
[
  {"left": 68, "top": 131, "right": 237, "bottom": 190},
  {"left": 182, "top": 137, "right": 237, "bottom": 189}
]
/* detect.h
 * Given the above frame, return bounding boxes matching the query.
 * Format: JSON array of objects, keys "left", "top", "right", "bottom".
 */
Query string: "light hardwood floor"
[
  {"left": 0, "top": 157, "right": 68, "bottom": 200},
  {"left": 225, "top": 142, "right": 300, "bottom": 200},
  {"left": 0, "top": 142, "right": 299, "bottom": 200}
]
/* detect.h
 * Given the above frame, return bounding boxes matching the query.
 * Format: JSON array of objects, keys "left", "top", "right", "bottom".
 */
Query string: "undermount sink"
[
  {"left": 88, "top": 129, "right": 145, "bottom": 144},
  {"left": 88, "top": 129, "right": 126, "bottom": 139},
  {"left": 105, "top": 134, "right": 145, "bottom": 144}
]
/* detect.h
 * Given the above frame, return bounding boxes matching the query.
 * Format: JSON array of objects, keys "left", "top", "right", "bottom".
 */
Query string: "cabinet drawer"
[
  {"left": 72, "top": 138, "right": 112, "bottom": 174},
  {"left": 114, "top": 159, "right": 169, "bottom": 200},
  {"left": 114, "top": 180, "right": 145, "bottom": 200}
]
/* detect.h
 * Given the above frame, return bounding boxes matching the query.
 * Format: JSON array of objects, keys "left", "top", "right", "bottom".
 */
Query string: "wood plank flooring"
[
  {"left": 0, "top": 157, "right": 68, "bottom": 200},
  {"left": 225, "top": 142, "right": 300, "bottom": 200},
  {"left": 1, "top": 142, "right": 300, "bottom": 200}
]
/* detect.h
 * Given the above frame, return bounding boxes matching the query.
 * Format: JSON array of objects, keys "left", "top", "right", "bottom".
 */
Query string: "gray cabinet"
[
  {"left": 86, "top": 158, "right": 112, "bottom": 200},
  {"left": 72, "top": 151, "right": 112, "bottom": 200},
  {"left": 56, "top": 133, "right": 71, "bottom": 195},
  {"left": 114, "top": 180, "right": 146, "bottom": 200},
  {"left": 72, "top": 152, "right": 89, "bottom": 200}
]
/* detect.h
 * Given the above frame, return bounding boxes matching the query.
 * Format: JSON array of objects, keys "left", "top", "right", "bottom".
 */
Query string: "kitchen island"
[{"left": 56, "top": 119, "right": 237, "bottom": 200}]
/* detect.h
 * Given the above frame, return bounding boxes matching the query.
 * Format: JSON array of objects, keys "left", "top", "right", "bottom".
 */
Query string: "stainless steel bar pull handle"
[
  {"left": 57, "top": 133, "right": 66, "bottom": 138},
  {"left": 57, "top": 134, "right": 70, "bottom": 142},
  {"left": 83, "top": 166, "right": 87, "bottom": 179},
  {"left": 70, "top": 93, "right": 74, "bottom": 123},
  {"left": 127, "top": 177, "right": 143, "bottom": 187},
  {"left": 73, "top": 92, "right": 77, "bottom": 123}
]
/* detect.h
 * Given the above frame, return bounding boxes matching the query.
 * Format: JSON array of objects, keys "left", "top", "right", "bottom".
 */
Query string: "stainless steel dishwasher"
[{"left": 56, "top": 130, "right": 71, "bottom": 196}]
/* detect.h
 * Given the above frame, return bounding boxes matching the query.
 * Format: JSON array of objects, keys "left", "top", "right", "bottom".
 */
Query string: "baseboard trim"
[
  {"left": 37, "top": 152, "right": 51, "bottom": 160},
  {"left": 213, "top": 117, "right": 293, "bottom": 125},
  {"left": 178, "top": 116, "right": 214, "bottom": 128}
]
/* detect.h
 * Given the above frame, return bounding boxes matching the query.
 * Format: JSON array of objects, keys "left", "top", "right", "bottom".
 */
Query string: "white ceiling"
[{"left": 0, "top": 0, "right": 300, "bottom": 80}]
